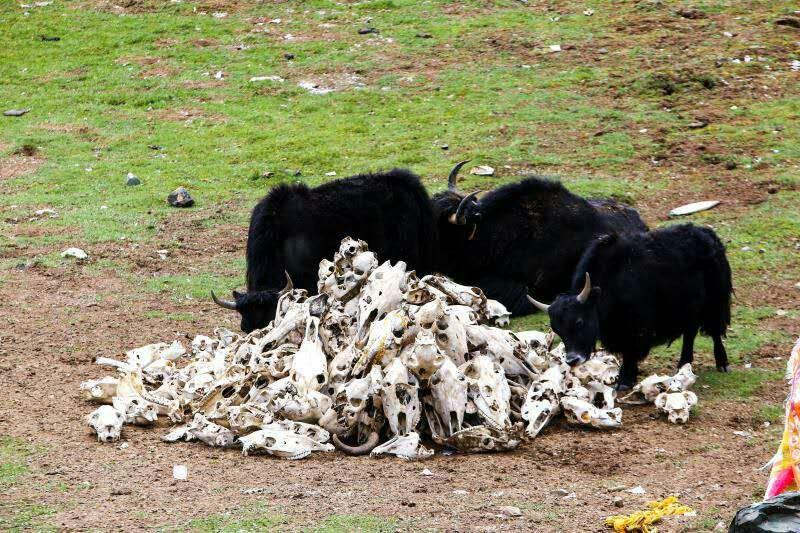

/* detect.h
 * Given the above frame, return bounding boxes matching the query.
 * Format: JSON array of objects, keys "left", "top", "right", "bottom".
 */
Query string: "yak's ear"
[{"left": 232, "top": 289, "right": 245, "bottom": 300}]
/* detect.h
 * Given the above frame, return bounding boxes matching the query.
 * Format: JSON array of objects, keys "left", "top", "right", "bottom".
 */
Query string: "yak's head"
[
  {"left": 527, "top": 273, "right": 601, "bottom": 366},
  {"left": 211, "top": 272, "right": 293, "bottom": 333},
  {"left": 432, "top": 160, "right": 483, "bottom": 241}
]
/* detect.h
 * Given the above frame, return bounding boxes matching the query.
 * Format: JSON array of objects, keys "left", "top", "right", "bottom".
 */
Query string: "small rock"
[
  {"left": 614, "top": 496, "right": 624, "bottom": 508},
  {"left": 775, "top": 17, "right": 800, "bottom": 29},
  {"left": 563, "top": 492, "right": 577, "bottom": 500},
  {"left": 687, "top": 120, "right": 709, "bottom": 129},
  {"left": 794, "top": 282, "right": 800, "bottom": 290},
  {"left": 551, "top": 488, "right": 569, "bottom": 496},
  {"left": 626, "top": 486, "right": 646, "bottom": 495},
  {"left": 111, "top": 487, "right": 132, "bottom": 496},
  {"left": 744, "top": 363, "right": 752, "bottom": 369},
  {"left": 173, "top": 464, "right": 188, "bottom": 481},
  {"left": 284, "top": 53, "right": 295, "bottom": 60},
  {"left": 167, "top": 187, "right": 194, "bottom": 208},
  {"left": 713, "top": 521, "right": 726, "bottom": 532},
  {"left": 325, "top": 171, "right": 337, "bottom": 177},
  {"left": 125, "top": 172, "right": 141, "bottom": 186},
  {"left": 498, "top": 506, "right": 522, "bottom": 517},
  {"left": 733, "top": 430, "right": 753, "bottom": 438},
  {"left": 157, "top": 249, "right": 169, "bottom": 260},
  {"left": 440, "top": 144, "right": 449, "bottom": 150},
  {"left": 358, "top": 27, "right": 378, "bottom": 35},
  {"left": 677, "top": 8, "right": 706, "bottom": 19},
  {"left": 40, "top": 35, "right": 60, "bottom": 41},
  {"left": 3, "top": 108, "right": 30, "bottom": 117},
  {"left": 669, "top": 200, "right": 719, "bottom": 217},
  {"left": 61, "top": 247, "right": 88, "bottom": 260},
  {"left": 421, "top": 468, "right": 433, "bottom": 476},
  {"left": 453, "top": 489, "right": 468, "bottom": 495},
  {"left": 416, "top": 32, "right": 433, "bottom": 38},
  {"left": 148, "top": 144, "right": 164, "bottom": 150},
  {"left": 470, "top": 165, "right": 495, "bottom": 176},
  {"left": 741, "top": 246, "right": 752, "bottom": 252},
  {"left": 583, "top": 9, "right": 594, "bottom": 16},
  {"left": 117, "top": 442, "right": 129, "bottom": 450},
  {"left": 34, "top": 208, "right": 58, "bottom": 218},
  {"left": 725, "top": 161, "right": 737, "bottom": 170},
  {"left": 548, "top": 44, "right": 562, "bottom": 52},
  {"left": 776, "top": 309, "right": 788, "bottom": 317}
]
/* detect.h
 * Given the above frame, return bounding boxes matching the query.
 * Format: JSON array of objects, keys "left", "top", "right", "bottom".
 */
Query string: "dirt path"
[{"left": 0, "top": 261, "right": 784, "bottom": 531}]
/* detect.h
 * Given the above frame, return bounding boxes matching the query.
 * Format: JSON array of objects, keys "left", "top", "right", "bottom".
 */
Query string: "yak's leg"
[
  {"left": 475, "top": 276, "right": 536, "bottom": 316},
  {"left": 677, "top": 327, "right": 697, "bottom": 369},
  {"left": 617, "top": 353, "right": 643, "bottom": 391},
  {"left": 713, "top": 335, "right": 729, "bottom": 373}
]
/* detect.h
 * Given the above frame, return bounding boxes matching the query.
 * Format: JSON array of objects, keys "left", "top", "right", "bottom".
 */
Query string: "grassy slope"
[{"left": 1, "top": 0, "right": 798, "bottom": 529}]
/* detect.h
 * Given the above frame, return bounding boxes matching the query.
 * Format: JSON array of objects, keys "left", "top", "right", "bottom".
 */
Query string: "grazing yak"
[
  {"left": 432, "top": 162, "right": 648, "bottom": 315},
  {"left": 527, "top": 224, "right": 733, "bottom": 389},
  {"left": 212, "top": 168, "right": 437, "bottom": 332}
]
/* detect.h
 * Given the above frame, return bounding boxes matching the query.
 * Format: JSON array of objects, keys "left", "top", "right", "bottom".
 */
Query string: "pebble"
[
  {"left": 111, "top": 487, "right": 132, "bottom": 496},
  {"left": 125, "top": 172, "right": 141, "bottom": 186},
  {"left": 421, "top": 468, "right": 433, "bottom": 476},
  {"left": 613, "top": 496, "right": 624, "bottom": 508},
  {"left": 358, "top": 27, "right": 378, "bottom": 34},
  {"left": 167, "top": 187, "right": 194, "bottom": 208},
  {"left": 794, "top": 282, "right": 800, "bottom": 290},
  {"left": 552, "top": 488, "right": 570, "bottom": 496},
  {"left": 470, "top": 165, "right": 495, "bottom": 176},
  {"left": 3, "top": 108, "right": 30, "bottom": 117},
  {"left": 173, "top": 464, "right": 188, "bottom": 480},
  {"left": 453, "top": 489, "right": 468, "bottom": 495},
  {"left": 61, "top": 247, "right": 88, "bottom": 260},
  {"left": 626, "top": 486, "right": 646, "bottom": 495},
  {"left": 416, "top": 32, "right": 433, "bottom": 38},
  {"left": 284, "top": 53, "right": 295, "bottom": 60},
  {"left": 498, "top": 506, "right": 522, "bottom": 517}
]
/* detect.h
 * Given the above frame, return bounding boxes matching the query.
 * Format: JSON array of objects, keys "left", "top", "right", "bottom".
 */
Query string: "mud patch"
[{"left": 0, "top": 152, "right": 45, "bottom": 181}]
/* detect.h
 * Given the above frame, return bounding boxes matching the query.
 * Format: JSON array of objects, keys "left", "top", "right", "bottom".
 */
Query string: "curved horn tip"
[
  {"left": 453, "top": 191, "right": 480, "bottom": 224},
  {"left": 332, "top": 431, "right": 380, "bottom": 456},
  {"left": 526, "top": 295, "right": 550, "bottom": 313},
  {"left": 282, "top": 270, "right": 294, "bottom": 293},
  {"left": 211, "top": 290, "right": 238, "bottom": 310},
  {"left": 447, "top": 159, "right": 470, "bottom": 190},
  {"left": 576, "top": 273, "right": 592, "bottom": 303}
]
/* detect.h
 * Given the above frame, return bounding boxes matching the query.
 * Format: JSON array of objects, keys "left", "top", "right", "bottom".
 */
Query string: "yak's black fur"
[
  {"left": 432, "top": 177, "right": 648, "bottom": 315},
  {"left": 231, "top": 168, "right": 437, "bottom": 332},
  {"left": 545, "top": 223, "right": 733, "bottom": 388}
]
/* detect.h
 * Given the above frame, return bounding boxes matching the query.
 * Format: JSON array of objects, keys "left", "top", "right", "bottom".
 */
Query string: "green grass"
[
  {"left": 0, "top": 437, "right": 32, "bottom": 488},
  {"left": 177, "top": 505, "right": 286, "bottom": 532},
  {"left": 312, "top": 515, "right": 398, "bottom": 533},
  {"left": 0, "top": 502, "right": 56, "bottom": 532}
]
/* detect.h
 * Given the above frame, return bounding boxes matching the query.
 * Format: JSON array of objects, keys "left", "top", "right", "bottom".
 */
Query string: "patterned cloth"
[{"left": 765, "top": 337, "right": 800, "bottom": 499}]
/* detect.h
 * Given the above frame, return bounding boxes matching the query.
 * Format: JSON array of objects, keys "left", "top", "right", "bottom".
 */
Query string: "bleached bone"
[
  {"left": 446, "top": 305, "right": 479, "bottom": 326},
  {"left": 669, "top": 364, "right": 697, "bottom": 392},
  {"left": 465, "top": 325, "right": 533, "bottom": 380},
  {"left": 354, "top": 309, "right": 409, "bottom": 374},
  {"left": 274, "top": 420, "right": 330, "bottom": 444},
  {"left": 432, "top": 310, "right": 469, "bottom": 366},
  {"left": 655, "top": 390, "right": 697, "bottom": 424},
  {"left": 86, "top": 405, "right": 124, "bottom": 443},
  {"left": 288, "top": 317, "right": 328, "bottom": 395},
  {"left": 261, "top": 298, "right": 308, "bottom": 347},
  {"left": 327, "top": 340, "right": 360, "bottom": 395},
  {"left": 239, "top": 427, "right": 334, "bottom": 459},
  {"left": 428, "top": 358, "right": 468, "bottom": 436},
  {"left": 126, "top": 340, "right": 186, "bottom": 368},
  {"left": 380, "top": 358, "right": 421, "bottom": 436},
  {"left": 443, "top": 424, "right": 523, "bottom": 453},
  {"left": 619, "top": 374, "right": 673, "bottom": 405},
  {"left": 370, "top": 431, "right": 433, "bottom": 460},
  {"left": 250, "top": 343, "right": 295, "bottom": 380},
  {"left": 560, "top": 396, "right": 622, "bottom": 429},
  {"left": 485, "top": 299, "right": 511, "bottom": 327},
  {"left": 356, "top": 260, "right": 407, "bottom": 335},
  {"left": 460, "top": 355, "right": 512, "bottom": 429},
  {"left": 520, "top": 396, "right": 559, "bottom": 438},
  {"left": 226, "top": 405, "right": 274, "bottom": 433},
  {"left": 162, "top": 413, "right": 236, "bottom": 447},
  {"left": 113, "top": 396, "right": 158, "bottom": 425},
  {"left": 571, "top": 352, "right": 620, "bottom": 387},
  {"left": 401, "top": 327, "right": 445, "bottom": 380},
  {"left": 80, "top": 376, "right": 119, "bottom": 404},
  {"left": 403, "top": 275, "right": 436, "bottom": 305},
  {"left": 422, "top": 275, "right": 487, "bottom": 315}
]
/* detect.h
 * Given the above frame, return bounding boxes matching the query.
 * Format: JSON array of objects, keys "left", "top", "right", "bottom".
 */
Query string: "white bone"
[
  {"left": 655, "top": 390, "right": 697, "bottom": 424},
  {"left": 380, "top": 358, "right": 421, "bottom": 435},
  {"left": 80, "top": 376, "right": 119, "bottom": 404},
  {"left": 371, "top": 431, "right": 433, "bottom": 460},
  {"left": 288, "top": 317, "right": 328, "bottom": 395},
  {"left": 239, "top": 427, "right": 334, "bottom": 459},
  {"left": 87, "top": 405, "right": 124, "bottom": 442},
  {"left": 428, "top": 358, "right": 468, "bottom": 436},
  {"left": 460, "top": 355, "right": 512, "bottom": 429},
  {"left": 560, "top": 396, "right": 622, "bottom": 429},
  {"left": 485, "top": 299, "right": 511, "bottom": 327}
]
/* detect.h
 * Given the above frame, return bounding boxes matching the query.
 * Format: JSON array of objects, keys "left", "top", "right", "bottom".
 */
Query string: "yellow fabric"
[{"left": 604, "top": 496, "right": 694, "bottom": 533}]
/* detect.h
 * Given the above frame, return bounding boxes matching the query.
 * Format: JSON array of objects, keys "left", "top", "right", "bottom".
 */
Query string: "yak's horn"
[
  {"left": 576, "top": 273, "right": 592, "bottom": 304},
  {"left": 452, "top": 191, "right": 479, "bottom": 225},
  {"left": 281, "top": 271, "right": 294, "bottom": 293},
  {"left": 211, "top": 290, "right": 238, "bottom": 310},
  {"left": 447, "top": 160, "right": 470, "bottom": 191},
  {"left": 526, "top": 295, "right": 550, "bottom": 313},
  {"left": 332, "top": 431, "right": 380, "bottom": 456}
]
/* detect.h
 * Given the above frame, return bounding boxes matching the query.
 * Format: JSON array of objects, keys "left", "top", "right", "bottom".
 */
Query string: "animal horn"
[
  {"left": 447, "top": 160, "right": 470, "bottom": 191},
  {"left": 332, "top": 430, "right": 380, "bottom": 456},
  {"left": 452, "top": 191, "right": 479, "bottom": 225},
  {"left": 211, "top": 290, "right": 238, "bottom": 310},
  {"left": 281, "top": 271, "right": 294, "bottom": 293},
  {"left": 526, "top": 295, "right": 550, "bottom": 312},
  {"left": 576, "top": 273, "right": 592, "bottom": 303}
]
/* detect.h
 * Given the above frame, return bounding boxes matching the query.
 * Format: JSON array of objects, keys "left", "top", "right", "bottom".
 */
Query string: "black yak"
[
  {"left": 527, "top": 223, "right": 733, "bottom": 389},
  {"left": 432, "top": 163, "right": 648, "bottom": 315},
  {"left": 212, "top": 169, "right": 437, "bottom": 332}
]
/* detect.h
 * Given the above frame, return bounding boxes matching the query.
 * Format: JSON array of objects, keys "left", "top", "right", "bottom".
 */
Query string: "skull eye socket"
[
  {"left": 436, "top": 320, "right": 448, "bottom": 330},
  {"left": 349, "top": 398, "right": 364, "bottom": 408},
  {"left": 221, "top": 386, "right": 236, "bottom": 398},
  {"left": 430, "top": 375, "right": 441, "bottom": 386},
  {"left": 316, "top": 373, "right": 326, "bottom": 384},
  {"left": 437, "top": 333, "right": 448, "bottom": 342},
  {"left": 354, "top": 268, "right": 364, "bottom": 275}
]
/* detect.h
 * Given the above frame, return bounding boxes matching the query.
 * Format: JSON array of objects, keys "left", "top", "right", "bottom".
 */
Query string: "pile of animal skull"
[{"left": 82, "top": 237, "right": 700, "bottom": 460}]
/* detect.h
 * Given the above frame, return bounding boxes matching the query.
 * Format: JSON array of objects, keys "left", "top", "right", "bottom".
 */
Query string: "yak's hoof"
[{"left": 716, "top": 364, "right": 730, "bottom": 373}]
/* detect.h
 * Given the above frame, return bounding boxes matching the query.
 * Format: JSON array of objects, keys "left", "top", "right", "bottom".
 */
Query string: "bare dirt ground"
[{"left": 0, "top": 212, "right": 788, "bottom": 532}]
